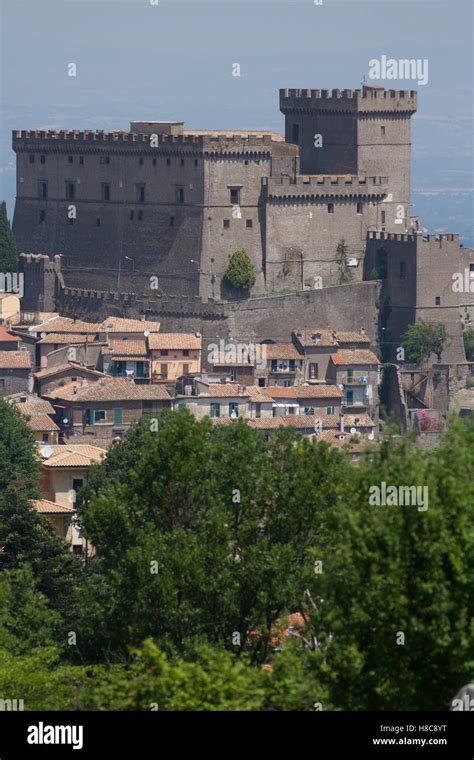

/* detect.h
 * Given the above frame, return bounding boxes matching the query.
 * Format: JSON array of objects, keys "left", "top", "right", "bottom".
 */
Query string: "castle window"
[
  {"left": 66, "top": 182, "right": 76, "bottom": 199},
  {"left": 39, "top": 210, "right": 45, "bottom": 223},
  {"left": 229, "top": 187, "right": 240, "bottom": 205},
  {"left": 130, "top": 210, "right": 134, "bottom": 220},
  {"left": 194, "top": 159, "right": 198, "bottom": 167},
  {"left": 399, "top": 262, "right": 405, "bottom": 279},
  {"left": 79, "top": 156, "right": 84, "bottom": 165},
  {"left": 136, "top": 184, "right": 146, "bottom": 203},
  {"left": 100, "top": 156, "right": 110, "bottom": 164},
  {"left": 435, "top": 296, "right": 441, "bottom": 306},
  {"left": 101, "top": 183, "right": 111, "bottom": 201},
  {"left": 166, "top": 158, "right": 171, "bottom": 167},
  {"left": 223, "top": 219, "right": 230, "bottom": 229},
  {"left": 292, "top": 124, "right": 300, "bottom": 143},
  {"left": 153, "top": 158, "right": 157, "bottom": 166},
  {"left": 356, "top": 202, "right": 363, "bottom": 214},
  {"left": 176, "top": 187, "right": 185, "bottom": 204},
  {"left": 381, "top": 210, "right": 386, "bottom": 224},
  {"left": 381, "top": 126, "right": 386, "bottom": 135},
  {"left": 138, "top": 210, "right": 143, "bottom": 220},
  {"left": 40, "top": 155, "right": 46, "bottom": 164},
  {"left": 244, "top": 160, "right": 249, "bottom": 165},
  {"left": 181, "top": 159, "right": 185, "bottom": 167},
  {"left": 327, "top": 203, "right": 334, "bottom": 214},
  {"left": 38, "top": 181, "right": 48, "bottom": 199},
  {"left": 68, "top": 155, "right": 73, "bottom": 164},
  {"left": 169, "top": 216, "right": 175, "bottom": 226},
  {"left": 29, "top": 155, "right": 35, "bottom": 164},
  {"left": 139, "top": 157, "right": 144, "bottom": 165},
  {"left": 246, "top": 219, "right": 253, "bottom": 228},
  {"left": 96, "top": 218, "right": 101, "bottom": 227}
]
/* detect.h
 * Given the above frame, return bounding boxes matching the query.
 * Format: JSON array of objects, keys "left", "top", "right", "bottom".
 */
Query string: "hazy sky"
[{"left": 1, "top": 0, "right": 473, "bottom": 240}]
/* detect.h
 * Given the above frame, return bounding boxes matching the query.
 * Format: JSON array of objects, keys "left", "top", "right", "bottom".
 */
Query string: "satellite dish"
[
  {"left": 143, "top": 329, "right": 150, "bottom": 337},
  {"left": 368, "top": 431, "right": 375, "bottom": 441},
  {"left": 40, "top": 445, "right": 53, "bottom": 459},
  {"left": 63, "top": 417, "right": 69, "bottom": 424},
  {"left": 40, "top": 332, "right": 47, "bottom": 339},
  {"left": 350, "top": 427, "right": 357, "bottom": 435}
]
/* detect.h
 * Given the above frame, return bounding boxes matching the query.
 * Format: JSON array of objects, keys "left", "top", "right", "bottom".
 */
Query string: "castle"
[
  {"left": 12, "top": 86, "right": 417, "bottom": 298},
  {"left": 11, "top": 86, "right": 474, "bottom": 367}
]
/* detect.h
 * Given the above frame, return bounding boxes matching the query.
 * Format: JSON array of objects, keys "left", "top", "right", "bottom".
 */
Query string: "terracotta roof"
[
  {"left": 196, "top": 383, "right": 243, "bottom": 398},
  {"left": 45, "top": 377, "right": 171, "bottom": 402},
  {"left": 34, "top": 363, "right": 105, "bottom": 379},
  {"left": 330, "top": 350, "right": 380, "bottom": 366},
  {"left": 38, "top": 333, "right": 97, "bottom": 345},
  {"left": 33, "top": 498, "right": 74, "bottom": 514},
  {"left": 313, "top": 429, "right": 374, "bottom": 451},
  {"left": 33, "top": 316, "right": 100, "bottom": 335},
  {"left": 246, "top": 386, "right": 274, "bottom": 403},
  {"left": 266, "top": 385, "right": 343, "bottom": 399},
  {"left": 99, "top": 316, "right": 161, "bottom": 334},
  {"left": 40, "top": 444, "right": 107, "bottom": 468},
  {"left": 335, "top": 331, "right": 371, "bottom": 345},
  {"left": 292, "top": 329, "right": 339, "bottom": 348},
  {"left": 0, "top": 350, "right": 31, "bottom": 369},
  {"left": 0, "top": 325, "right": 19, "bottom": 343},
  {"left": 264, "top": 343, "right": 303, "bottom": 360},
  {"left": 109, "top": 339, "right": 148, "bottom": 357},
  {"left": 24, "top": 413, "right": 59, "bottom": 432},
  {"left": 210, "top": 413, "right": 339, "bottom": 430},
  {"left": 342, "top": 413, "right": 375, "bottom": 428},
  {"left": 148, "top": 333, "right": 202, "bottom": 350},
  {"left": 10, "top": 399, "right": 56, "bottom": 415}
]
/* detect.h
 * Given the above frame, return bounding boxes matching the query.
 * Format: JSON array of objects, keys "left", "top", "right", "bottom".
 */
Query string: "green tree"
[
  {"left": 401, "top": 320, "right": 449, "bottom": 364},
  {"left": 0, "top": 202, "right": 18, "bottom": 273},
  {"left": 79, "top": 411, "right": 351, "bottom": 660},
  {"left": 0, "top": 398, "right": 81, "bottom": 638},
  {"left": 336, "top": 239, "right": 353, "bottom": 284},
  {"left": 223, "top": 249, "right": 256, "bottom": 290},
  {"left": 298, "top": 419, "right": 474, "bottom": 710},
  {"left": 463, "top": 327, "right": 474, "bottom": 362}
]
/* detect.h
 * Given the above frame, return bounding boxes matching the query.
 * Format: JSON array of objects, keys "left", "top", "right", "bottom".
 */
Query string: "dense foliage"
[
  {"left": 402, "top": 320, "right": 449, "bottom": 364},
  {"left": 0, "top": 202, "right": 18, "bottom": 274},
  {"left": 223, "top": 249, "right": 256, "bottom": 290},
  {"left": 1, "top": 399, "right": 473, "bottom": 710}
]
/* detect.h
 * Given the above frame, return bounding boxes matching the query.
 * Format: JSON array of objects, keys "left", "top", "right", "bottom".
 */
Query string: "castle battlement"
[
  {"left": 280, "top": 87, "right": 417, "bottom": 113},
  {"left": 367, "top": 231, "right": 460, "bottom": 244},
  {"left": 12, "top": 129, "right": 286, "bottom": 152},
  {"left": 266, "top": 174, "right": 388, "bottom": 200}
]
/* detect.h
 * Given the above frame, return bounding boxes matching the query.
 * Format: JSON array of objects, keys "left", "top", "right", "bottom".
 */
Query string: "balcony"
[
  {"left": 342, "top": 374, "right": 368, "bottom": 386},
  {"left": 342, "top": 398, "right": 369, "bottom": 408}
]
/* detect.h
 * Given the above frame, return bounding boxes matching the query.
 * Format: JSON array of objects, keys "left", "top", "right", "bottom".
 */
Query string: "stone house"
[{"left": 0, "top": 350, "right": 32, "bottom": 394}]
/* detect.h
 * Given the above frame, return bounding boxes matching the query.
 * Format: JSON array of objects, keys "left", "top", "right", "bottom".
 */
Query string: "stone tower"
[{"left": 280, "top": 86, "right": 417, "bottom": 233}]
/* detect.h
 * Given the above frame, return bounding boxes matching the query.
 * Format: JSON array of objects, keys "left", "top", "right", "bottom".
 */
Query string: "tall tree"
[{"left": 0, "top": 202, "right": 18, "bottom": 273}]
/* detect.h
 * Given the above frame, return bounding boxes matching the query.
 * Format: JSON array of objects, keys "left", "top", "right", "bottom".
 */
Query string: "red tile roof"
[
  {"left": 24, "top": 413, "right": 59, "bottom": 432},
  {"left": 33, "top": 498, "right": 74, "bottom": 514},
  {"left": 99, "top": 316, "right": 161, "bottom": 334},
  {"left": 264, "top": 343, "right": 303, "bottom": 360},
  {"left": 0, "top": 350, "right": 31, "bottom": 369},
  {"left": 330, "top": 350, "right": 380, "bottom": 366},
  {"left": 0, "top": 325, "right": 19, "bottom": 343},
  {"left": 148, "top": 333, "right": 202, "bottom": 350},
  {"left": 45, "top": 377, "right": 171, "bottom": 402},
  {"left": 266, "top": 385, "right": 343, "bottom": 399}
]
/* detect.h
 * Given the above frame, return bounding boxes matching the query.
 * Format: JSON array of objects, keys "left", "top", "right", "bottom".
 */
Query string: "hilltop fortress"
[
  {"left": 13, "top": 86, "right": 417, "bottom": 298},
  {"left": 11, "top": 86, "right": 474, "bottom": 365}
]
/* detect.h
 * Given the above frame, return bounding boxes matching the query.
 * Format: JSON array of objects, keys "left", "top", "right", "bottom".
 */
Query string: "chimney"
[
  {"left": 360, "top": 327, "right": 366, "bottom": 335},
  {"left": 73, "top": 385, "right": 77, "bottom": 395},
  {"left": 339, "top": 413, "right": 345, "bottom": 433}
]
